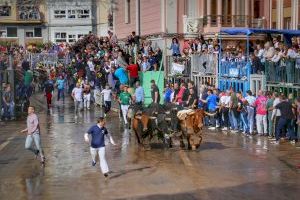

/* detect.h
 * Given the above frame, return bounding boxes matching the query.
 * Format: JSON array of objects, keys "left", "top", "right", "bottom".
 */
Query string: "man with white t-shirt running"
[
  {"left": 101, "top": 84, "right": 112, "bottom": 116},
  {"left": 72, "top": 83, "right": 83, "bottom": 115}
]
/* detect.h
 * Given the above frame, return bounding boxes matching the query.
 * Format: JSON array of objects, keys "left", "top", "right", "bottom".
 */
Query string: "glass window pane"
[
  {"left": 7, "top": 27, "right": 17, "bottom": 37},
  {"left": 34, "top": 28, "right": 42, "bottom": 37}
]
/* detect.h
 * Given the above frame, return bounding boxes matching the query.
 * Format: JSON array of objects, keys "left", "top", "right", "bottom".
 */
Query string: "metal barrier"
[
  {"left": 218, "top": 59, "right": 251, "bottom": 94},
  {"left": 266, "top": 83, "right": 300, "bottom": 97},
  {"left": 192, "top": 74, "right": 216, "bottom": 95},
  {"left": 191, "top": 53, "right": 217, "bottom": 75},
  {"left": 165, "top": 56, "right": 191, "bottom": 78},
  {"left": 264, "top": 59, "right": 300, "bottom": 85},
  {"left": 250, "top": 74, "right": 266, "bottom": 95},
  {"left": 27, "top": 53, "right": 59, "bottom": 69}
]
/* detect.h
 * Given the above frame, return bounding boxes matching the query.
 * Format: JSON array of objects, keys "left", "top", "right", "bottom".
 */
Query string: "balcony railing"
[{"left": 183, "top": 15, "right": 265, "bottom": 34}]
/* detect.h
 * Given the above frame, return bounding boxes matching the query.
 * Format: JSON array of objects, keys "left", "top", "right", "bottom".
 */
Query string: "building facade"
[
  {"left": 0, "top": 0, "right": 47, "bottom": 46},
  {"left": 46, "top": 0, "right": 95, "bottom": 44},
  {"left": 113, "top": 0, "right": 300, "bottom": 39}
]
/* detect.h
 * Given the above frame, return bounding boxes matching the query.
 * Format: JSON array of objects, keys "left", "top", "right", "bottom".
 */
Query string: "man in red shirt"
[{"left": 127, "top": 56, "right": 139, "bottom": 87}]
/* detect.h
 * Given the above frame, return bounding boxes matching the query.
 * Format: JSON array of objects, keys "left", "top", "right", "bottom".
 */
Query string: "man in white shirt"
[
  {"left": 245, "top": 90, "right": 256, "bottom": 135},
  {"left": 72, "top": 83, "right": 83, "bottom": 115},
  {"left": 219, "top": 90, "right": 231, "bottom": 131},
  {"left": 101, "top": 85, "right": 112, "bottom": 115}
]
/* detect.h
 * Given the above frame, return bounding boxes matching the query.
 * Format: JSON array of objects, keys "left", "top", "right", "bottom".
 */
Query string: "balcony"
[{"left": 183, "top": 15, "right": 265, "bottom": 34}]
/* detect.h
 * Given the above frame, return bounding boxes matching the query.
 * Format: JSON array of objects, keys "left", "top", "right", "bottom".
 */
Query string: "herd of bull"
[{"left": 127, "top": 103, "right": 214, "bottom": 150}]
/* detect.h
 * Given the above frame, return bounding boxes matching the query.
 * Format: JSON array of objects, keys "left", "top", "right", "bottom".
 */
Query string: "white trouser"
[
  {"left": 83, "top": 93, "right": 91, "bottom": 108},
  {"left": 90, "top": 147, "right": 109, "bottom": 174},
  {"left": 121, "top": 105, "right": 129, "bottom": 124},
  {"left": 256, "top": 114, "right": 268, "bottom": 134}
]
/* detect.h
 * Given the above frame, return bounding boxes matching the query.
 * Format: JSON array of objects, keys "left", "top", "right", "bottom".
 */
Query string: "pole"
[
  {"left": 136, "top": 0, "right": 141, "bottom": 36},
  {"left": 218, "top": 33, "right": 222, "bottom": 89},
  {"left": 8, "top": 55, "right": 15, "bottom": 117}
]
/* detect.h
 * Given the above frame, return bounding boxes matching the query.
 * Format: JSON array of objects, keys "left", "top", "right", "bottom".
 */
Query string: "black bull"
[{"left": 128, "top": 103, "right": 207, "bottom": 149}]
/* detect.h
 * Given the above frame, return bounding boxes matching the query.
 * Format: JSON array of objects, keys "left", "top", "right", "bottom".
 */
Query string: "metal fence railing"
[
  {"left": 165, "top": 56, "right": 191, "bottom": 78},
  {"left": 219, "top": 60, "right": 250, "bottom": 79},
  {"left": 191, "top": 53, "right": 217, "bottom": 75},
  {"left": 264, "top": 59, "right": 300, "bottom": 85}
]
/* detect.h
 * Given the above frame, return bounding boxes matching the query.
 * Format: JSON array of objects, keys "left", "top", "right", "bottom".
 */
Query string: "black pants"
[
  {"left": 104, "top": 101, "right": 111, "bottom": 113},
  {"left": 222, "top": 108, "right": 230, "bottom": 128}
]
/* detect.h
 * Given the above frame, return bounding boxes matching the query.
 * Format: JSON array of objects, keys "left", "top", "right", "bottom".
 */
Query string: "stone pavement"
[{"left": 0, "top": 93, "right": 299, "bottom": 200}]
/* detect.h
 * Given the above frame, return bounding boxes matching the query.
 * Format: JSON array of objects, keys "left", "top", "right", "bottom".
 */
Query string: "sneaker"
[
  {"left": 41, "top": 156, "right": 45, "bottom": 164},
  {"left": 208, "top": 127, "right": 216, "bottom": 130},
  {"left": 35, "top": 150, "right": 40, "bottom": 159},
  {"left": 290, "top": 140, "right": 296, "bottom": 145},
  {"left": 92, "top": 161, "right": 96, "bottom": 166},
  {"left": 231, "top": 130, "right": 238, "bottom": 133},
  {"left": 104, "top": 173, "right": 109, "bottom": 179},
  {"left": 248, "top": 135, "right": 253, "bottom": 139},
  {"left": 221, "top": 127, "right": 228, "bottom": 131},
  {"left": 270, "top": 141, "right": 280, "bottom": 145},
  {"left": 268, "top": 136, "right": 273, "bottom": 139}
]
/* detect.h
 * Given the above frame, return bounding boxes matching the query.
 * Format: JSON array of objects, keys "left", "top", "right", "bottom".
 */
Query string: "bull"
[{"left": 176, "top": 109, "right": 205, "bottom": 150}]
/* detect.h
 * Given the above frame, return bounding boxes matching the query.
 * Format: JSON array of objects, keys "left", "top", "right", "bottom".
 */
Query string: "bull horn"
[
  {"left": 204, "top": 111, "right": 217, "bottom": 116},
  {"left": 165, "top": 111, "right": 170, "bottom": 114},
  {"left": 172, "top": 107, "right": 178, "bottom": 111},
  {"left": 149, "top": 116, "right": 157, "bottom": 120},
  {"left": 165, "top": 117, "right": 171, "bottom": 121},
  {"left": 135, "top": 116, "right": 142, "bottom": 119}
]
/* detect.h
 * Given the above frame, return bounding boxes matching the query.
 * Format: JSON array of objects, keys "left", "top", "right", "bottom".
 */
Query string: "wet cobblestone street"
[{"left": 0, "top": 95, "right": 299, "bottom": 200}]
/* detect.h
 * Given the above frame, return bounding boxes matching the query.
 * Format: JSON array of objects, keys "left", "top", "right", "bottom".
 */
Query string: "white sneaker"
[
  {"left": 222, "top": 127, "right": 228, "bottom": 131},
  {"left": 290, "top": 140, "right": 296, "bottom": 145},
  {"left": 208, "top": 127, "right": 216, "bottom": 130},
  {"left": 231, "top": 130, "right": 238, "bottom": 133},
  {"left": 270, "top": 141, "right": 279, "bottom": 145}
]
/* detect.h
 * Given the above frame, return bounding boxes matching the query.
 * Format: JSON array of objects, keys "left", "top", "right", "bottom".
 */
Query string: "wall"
[{"left": 114, "top": 0, "right": 162, "bottom": 39}]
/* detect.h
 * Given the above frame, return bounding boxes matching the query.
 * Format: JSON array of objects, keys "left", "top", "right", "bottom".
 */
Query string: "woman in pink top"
[{"left": 253, "top": 90, "right": 268, "bottom": 136}]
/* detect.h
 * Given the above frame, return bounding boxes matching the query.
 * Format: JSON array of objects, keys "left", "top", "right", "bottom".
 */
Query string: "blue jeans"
[
  {"left": 247, "top": 106, "right": 255, "bottom": 134},
  {"left": 208, "top": 109, "right": 216, "bottom": 127},
  {"left": 240, "top": 112, "right": 249, "bottom": 133},
  {"left": 230, "top": 109, "right": 238, "bottom": 130},
  {"left": 25, "top": 132, "right": 44, "bottom": 157},
  {"left": 57, "top": 88, "right": 65, "bottom": 101},
  {"left": 3, "top": 102, "right": 15, "bottom": 119},
  {"left": 275, "top": 118, "right": 296, "bottom": 141}
]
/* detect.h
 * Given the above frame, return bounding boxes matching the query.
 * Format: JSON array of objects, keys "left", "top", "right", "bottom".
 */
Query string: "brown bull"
[
  {"left": 178, "top": 109, "right": 205, "bottom": 150},
  {"left": 132, "top": 113, "right": 154, "bottom": 149}
]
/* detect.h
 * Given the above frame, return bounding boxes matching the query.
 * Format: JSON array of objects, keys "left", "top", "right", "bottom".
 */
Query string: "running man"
[
  {"left": 118, "top": 85, "right": 132, "bottom": 128},
  {"left": 20, "top": 106, "right": 45, "bottom": 164},
  {"left": 84, "top": 117, "right": 116, "bottom": 178}
]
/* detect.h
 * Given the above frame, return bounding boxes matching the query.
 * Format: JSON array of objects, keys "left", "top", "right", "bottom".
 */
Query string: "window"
[
  {"left": 54, "top": 10, "right": 66, "bottom": 18},
  {"left": 67, "top": 10, "right": 76, "bottom": 18},
  {"left": 54, "top": 32, "right": 67, "bottom": 43},
  {"left": 284, "top": 17, "right": 291, "bottom": 29},
  {"left": 77, "top": 9, "right": 90, "bottom": 18},
  {"left": 124, "top": 0, "right": 130, "bottom": 24},
  {"left": 34, "top": 28, "right": 42, "bottom": 37},
  {"left": 0, "top": 29, "right": 6, "bottom": 37},
  {"left": 78, "top": 34, "right": 87, "bottom": 39},
  {"left": 25, "top": 28, "right": 42, "bottom": 37},
  {"left": 0, "top": 5, "right": 11, "bottom": 16},
  {"left": 68, "top": 34, "right": 76, "bottom": 43},
  {"left": 25, "top": 31, "right": 34, "bottom": 37},
  {"left": 7, "top": 27, "right": 17, "bottom": 37}
]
